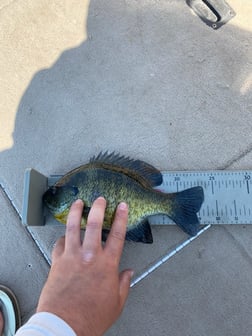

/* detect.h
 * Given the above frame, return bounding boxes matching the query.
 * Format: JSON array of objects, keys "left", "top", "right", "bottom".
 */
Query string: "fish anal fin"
[{"left": 126, "top": 219, "right": 153, "bottom": 244}]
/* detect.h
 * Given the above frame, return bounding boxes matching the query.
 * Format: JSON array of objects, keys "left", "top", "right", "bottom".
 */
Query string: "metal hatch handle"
[{"left": 186, "top": 0, "right": 236, "bottom": 29}]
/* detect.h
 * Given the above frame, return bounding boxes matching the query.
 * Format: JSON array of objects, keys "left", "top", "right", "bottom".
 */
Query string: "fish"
[{"left": 43, "top": 152, "right": 204, "bottom": 243}]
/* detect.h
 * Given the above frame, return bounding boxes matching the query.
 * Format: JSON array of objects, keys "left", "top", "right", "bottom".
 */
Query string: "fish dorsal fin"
[{"left": 89, "top": 152, "right": 162, "bottom": 188}]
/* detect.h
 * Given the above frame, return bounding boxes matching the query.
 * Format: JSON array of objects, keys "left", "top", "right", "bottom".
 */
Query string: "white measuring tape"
[
  {"left": 149, "top": 170, "right": 252, "bottom": 226},
  {"left": 130, "top": 224, "right": 211, "bottom": 287}
]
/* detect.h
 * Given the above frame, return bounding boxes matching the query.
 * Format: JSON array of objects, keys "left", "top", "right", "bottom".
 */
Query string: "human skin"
[{"left": 36, "top": 197, "right": 133, "bottom": 336}]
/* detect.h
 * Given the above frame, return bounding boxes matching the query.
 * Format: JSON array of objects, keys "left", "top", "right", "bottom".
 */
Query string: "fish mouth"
[{"left": 43, "top": 191, "right": 69, "bottom": 215}]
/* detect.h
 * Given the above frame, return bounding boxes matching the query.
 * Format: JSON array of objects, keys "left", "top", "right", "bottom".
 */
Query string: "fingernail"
[
  {"left": 74, "top": 199, "right": 83, "bottom": 205},
  {"left": 118, "top": 202, "right": 128, "bottom": 210},
  {"left": 96, "top": 196, "right": 105, "bottom": 201},
  {"left": 130, "top": 270, "right": 134, "bottom": 278}
]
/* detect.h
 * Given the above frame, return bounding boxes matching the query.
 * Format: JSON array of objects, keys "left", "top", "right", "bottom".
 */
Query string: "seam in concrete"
[
  {"left": 219, "top": 143, "right": 252, "bottom": 169},
  {"left": 0, "top": 182, "right": 21, "bottom": 219},
  {"left": 27, "top": 227, "right": 52, "bottom": 266},
  {"left": 0, "top": 183, "right": 51, "bottom": 266}
]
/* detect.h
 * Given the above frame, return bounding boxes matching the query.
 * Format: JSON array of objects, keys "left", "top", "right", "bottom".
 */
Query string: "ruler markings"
[
  {"left": 246, "top": 180, "right": 250, "bottom": 194},
  {"left": 234, "top": 200, "right": 237, "bottom": 218},
  {"left": 149, "top": 170, "right": 252, "bottom": 226}
]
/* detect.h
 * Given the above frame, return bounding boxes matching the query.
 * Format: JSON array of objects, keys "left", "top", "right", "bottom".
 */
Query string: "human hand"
[{"left": 37, "top": 197, "right": 133, "bottom": 336}]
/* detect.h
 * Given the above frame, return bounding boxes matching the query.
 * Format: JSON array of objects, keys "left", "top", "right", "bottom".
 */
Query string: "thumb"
[{"left": 119, "top": 269, "right": 134, "bottom": 309}]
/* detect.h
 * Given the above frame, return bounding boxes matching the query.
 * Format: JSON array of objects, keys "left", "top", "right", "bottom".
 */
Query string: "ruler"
[{"left": 149, "top": 170, "right": 252, "bottom": 225}]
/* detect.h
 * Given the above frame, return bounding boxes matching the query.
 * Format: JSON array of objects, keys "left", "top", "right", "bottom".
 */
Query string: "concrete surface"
[
  {"left": 108, "top": 226, "right": 252, "bottom": 336},
  {"left": 0, "top": 0, "right": 252, "bottom": 334}
]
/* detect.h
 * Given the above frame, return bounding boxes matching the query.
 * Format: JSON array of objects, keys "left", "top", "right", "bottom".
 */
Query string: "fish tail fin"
[{"left": 169, "top": 186, "right": 204, "bottom": 236}]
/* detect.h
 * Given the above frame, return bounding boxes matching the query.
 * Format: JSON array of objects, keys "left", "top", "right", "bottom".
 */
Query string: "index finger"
[{"left": 105, "top": 202, "right": 128, "bottom": 264}]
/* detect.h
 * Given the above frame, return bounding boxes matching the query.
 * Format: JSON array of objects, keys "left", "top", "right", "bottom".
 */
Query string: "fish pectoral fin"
[
  {"left": 102, "top": 229, "right": 110, "bottom": 242},
  {"left": 126, "top": 219, "right": 153, "bottom": 244},
  {"left": 82, "top": 206, "right": 91, "bottom": 218}
]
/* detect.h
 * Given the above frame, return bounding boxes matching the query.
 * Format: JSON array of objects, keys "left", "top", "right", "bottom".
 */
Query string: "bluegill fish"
[{"left": 43, "top": 152, "right": 204, "bottom": 243}]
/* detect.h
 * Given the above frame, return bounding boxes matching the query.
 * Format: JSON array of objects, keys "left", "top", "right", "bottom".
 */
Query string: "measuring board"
[{"left": 149, "top": 170, "right": 252, "bottom": 226}]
